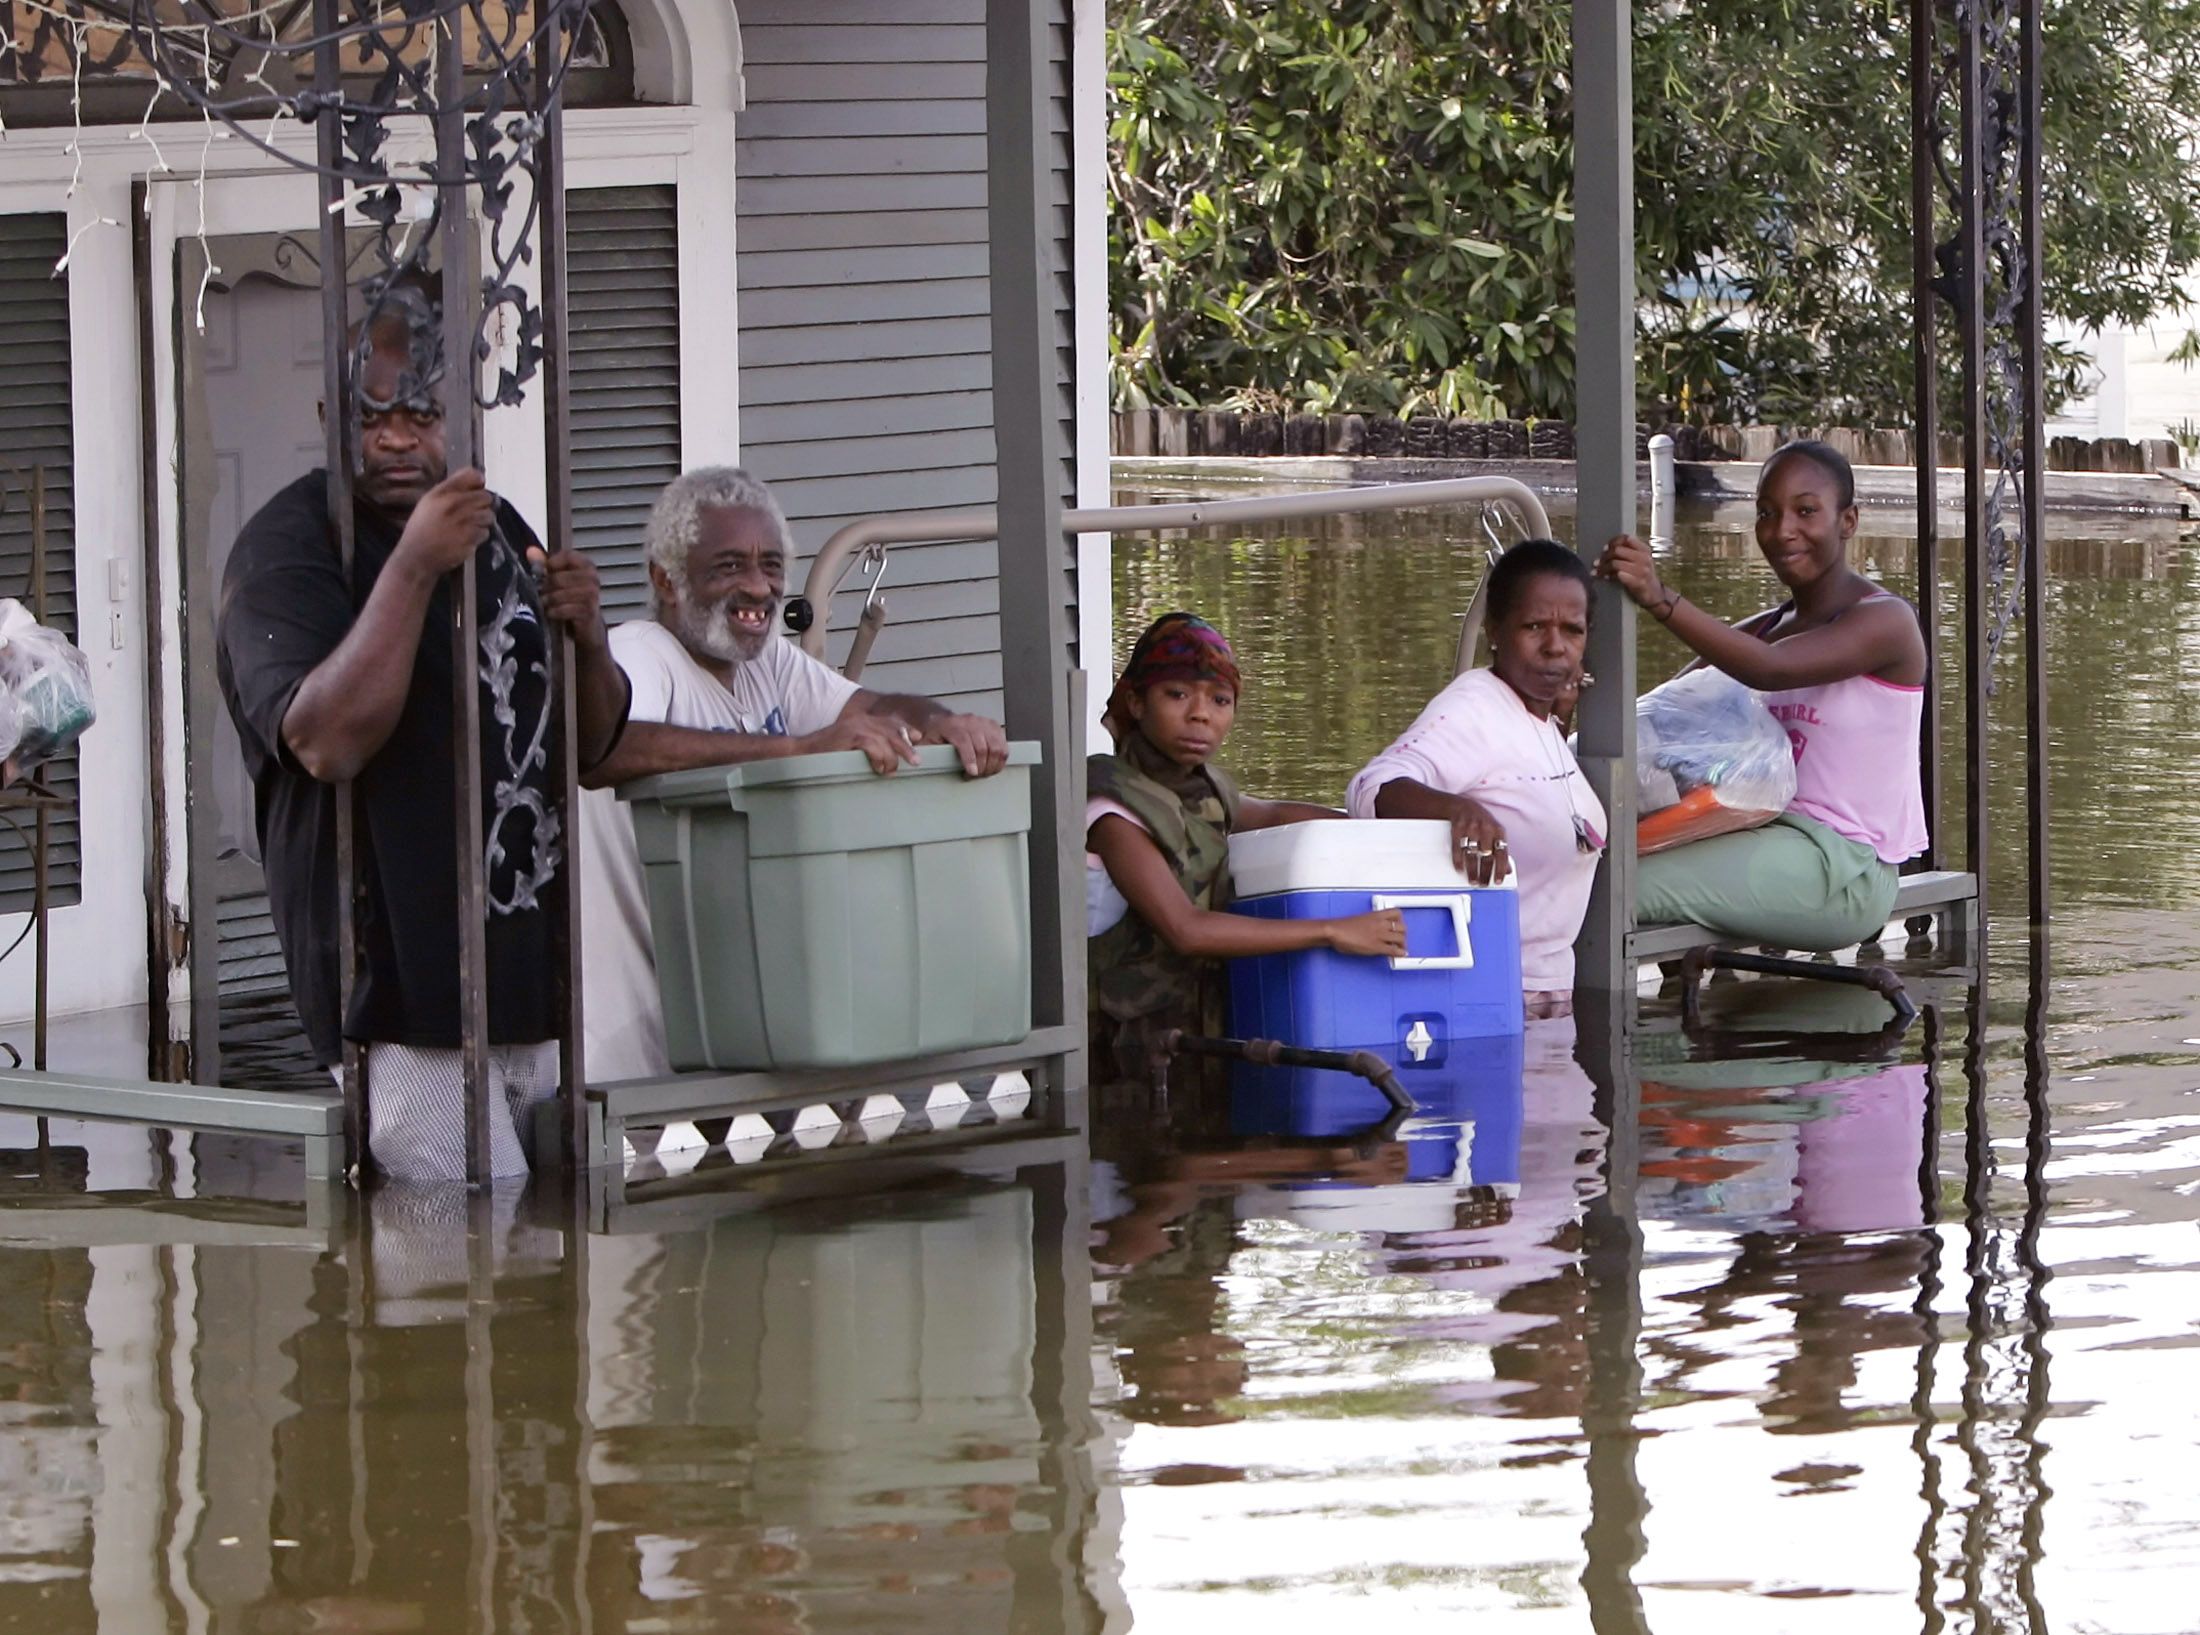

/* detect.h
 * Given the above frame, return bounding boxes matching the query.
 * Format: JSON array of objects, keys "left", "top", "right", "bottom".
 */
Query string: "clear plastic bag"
[
  {"left": 1632, "top": 668, "right": 1795, "bottom": 855},
  {"left": 0, "top": 599, "right": 96, "bottom": 776}
]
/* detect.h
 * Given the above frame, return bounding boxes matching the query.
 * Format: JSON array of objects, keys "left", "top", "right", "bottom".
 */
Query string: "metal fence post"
[
  {"left": 28, "top": 466, "right": 48, "bottom": 1070},
  {"left": 987, "top": 0, "right": 1085, "bottom": 1106},
  {"left": 536, "top": 18, "right": 589, "bottom": 1176},
  {"left": 1570, "top": 0, "right": 1639, "bottom": 1004},
  {"left": 2019, "top": 0, "right": 2049, "bottom": 933},
  {"left": 1956, "top": 1, "right": 1990, "bottom": 931},
  {"left": 1911, "top": 0, "right": 1944, "bottom": 875},
  {"left": 436, "top": 16, "right": 494, "bottom": 1187},
  {"left": 313, "top": 0, "right": 367, "bottom": 1177}
]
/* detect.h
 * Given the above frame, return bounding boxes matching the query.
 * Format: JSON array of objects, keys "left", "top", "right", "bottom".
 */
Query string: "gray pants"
[{"left": 332, "top": 1040, "right": 559, "bottom": 1183}]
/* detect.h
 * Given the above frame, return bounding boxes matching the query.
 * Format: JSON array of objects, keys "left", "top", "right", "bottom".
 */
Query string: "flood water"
[{"left": 3, "top": 484, "right": 2198, "bottom": 1631}]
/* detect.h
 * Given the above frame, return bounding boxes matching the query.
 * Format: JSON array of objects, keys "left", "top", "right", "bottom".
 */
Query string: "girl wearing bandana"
[{"left": 1087, "top": 613, "right": 1406, "bottom": 1070}]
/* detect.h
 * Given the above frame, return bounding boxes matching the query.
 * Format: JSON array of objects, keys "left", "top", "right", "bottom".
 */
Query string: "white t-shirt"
[
  {"left": 580, "top": 621, "right": 861, "bottom": 1082},
  {"left": 1084, "top": 796, "right": 1149, "bottom": 936},
  {"left": 1345, "top": 667, "right": 1607, "bottom": 992}
]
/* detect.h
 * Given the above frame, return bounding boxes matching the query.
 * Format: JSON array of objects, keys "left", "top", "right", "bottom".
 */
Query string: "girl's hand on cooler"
[{"left": 1329, "top": 908, "right": 1408, "bottom": 958}]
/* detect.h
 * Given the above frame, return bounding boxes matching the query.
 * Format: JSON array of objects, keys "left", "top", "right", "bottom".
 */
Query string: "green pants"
[{"left": 1635, "top": 813, "right": 1899, "bottom": 951}]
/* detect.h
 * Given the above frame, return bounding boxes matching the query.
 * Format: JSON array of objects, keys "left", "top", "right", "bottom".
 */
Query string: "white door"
[
  {"left": 202, "top": 275, "right": 327, "bottom": 873},
  {"left": 179, "top": 248, "right": 331, "bottom": 1088}
]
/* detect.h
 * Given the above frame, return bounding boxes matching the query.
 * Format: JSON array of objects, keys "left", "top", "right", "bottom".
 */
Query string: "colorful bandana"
[{"left": 1107, "top": 612, "right": 1242, "bottom": 726}]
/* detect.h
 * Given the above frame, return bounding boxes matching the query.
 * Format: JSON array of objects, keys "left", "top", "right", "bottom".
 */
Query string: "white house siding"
[
  {"left": 2048, "top": 305, "right": 2200, "bottom": 447},
  {"left": 733, "top": 0, "right": 1079, "bottom": 716}
]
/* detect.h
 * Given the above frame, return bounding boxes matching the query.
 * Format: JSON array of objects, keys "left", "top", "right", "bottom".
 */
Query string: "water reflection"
[
  {"left": 5, "top": 490, "right": 2196, "bottom": 1627},
  {"left": 1098, "top": 485, "right": 2107, "bottom": 1622},
  {"left": 0, "top": 1129, "right": 1101, "bottom": 1633},
  {"left": 0, "top": 951, "right": 2099, "bottom": 1633},
  {"left": 1930, "top": 946, "right": 2055, "bottom": 1635},
  {"left": 1639, "top": 982, "right": 1931, "bottom": 1235}
]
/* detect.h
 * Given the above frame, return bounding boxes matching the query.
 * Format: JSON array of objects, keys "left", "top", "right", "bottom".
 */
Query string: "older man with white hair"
[{"left": 577, "top": 466, "right": 1010, "bottom": 1084}]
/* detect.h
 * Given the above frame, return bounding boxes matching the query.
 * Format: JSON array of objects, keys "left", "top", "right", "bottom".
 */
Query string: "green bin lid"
[{"left": 616, "top": 739, "right": 1040, "bottom": 803}]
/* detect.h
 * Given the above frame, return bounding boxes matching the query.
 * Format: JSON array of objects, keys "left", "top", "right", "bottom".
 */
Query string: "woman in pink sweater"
[{"left": 1346, "top": 540, "right": 1608, "bottom": 1015}]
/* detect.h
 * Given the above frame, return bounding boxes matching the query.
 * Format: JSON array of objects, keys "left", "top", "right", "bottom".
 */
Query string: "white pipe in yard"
[{"left": 1647, "top": 433, "right": 1677, "bottom": 551}]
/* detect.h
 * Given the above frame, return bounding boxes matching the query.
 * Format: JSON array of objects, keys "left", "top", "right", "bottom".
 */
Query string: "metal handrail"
[{"left": 792, "top": 476, "right": 1556, "bottom": 678}]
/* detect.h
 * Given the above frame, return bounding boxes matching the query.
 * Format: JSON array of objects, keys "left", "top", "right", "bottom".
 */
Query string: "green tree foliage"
[{"left": 1109, "top": 0, "right": 2200, "bottom": 425}]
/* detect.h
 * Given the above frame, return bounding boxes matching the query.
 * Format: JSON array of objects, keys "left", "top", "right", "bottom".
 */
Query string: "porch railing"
[{"left": 794, "top": 476, "right": 1556, "bottom": 682}]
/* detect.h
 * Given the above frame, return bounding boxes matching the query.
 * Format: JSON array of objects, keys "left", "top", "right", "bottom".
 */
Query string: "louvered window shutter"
[
  {"left": 567, "top": 185, "right": 682, "bottom": 621},
  {"left": 0, "top": 213, "right": 81, "bottom": 913}
]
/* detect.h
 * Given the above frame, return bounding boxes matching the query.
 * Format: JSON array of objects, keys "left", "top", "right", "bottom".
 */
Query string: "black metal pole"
[
  {"left": 1909, "top": 1001, "right": 1947, "bottom": 1629},
  {"left": 2019, "top": 0, "right": 2049, "bottom": 934},
  {"left": 2015, "top": 927, "right": 2054, "bottom": 1618},
  {"left": 29, "top": 467, "right": 48, "bottom": 1072},
  {"left": 313, "top": 0, "right": 367, "bottom": 1175},
  {"left": 536, "top": 17, "right": 588, "bottom": 1176},
  {"left": 1679, "top": 947, "right": 1918, "bottom": 1029},
  {"left": 437, "top": 14, "right": 494, "bottom": 1187},
  {"left": 1580, "top": 1166, "right": 1649, "bottom": 1632},
  {"left": 1957, "top": 1, "right": 1990, "bottom": 933},
  {"left": 1911, "top": 0, "right": 1942, "bottom": 875},
  {"left": 1954, "top": 967, "right": 1992, "bottom": 1612},
  {"left": 464, "top": 1192, "right": 499, "bottom": 1622},
  {"left": 1162, "top": 1030, "right": 1417, "bottom": 1113}
]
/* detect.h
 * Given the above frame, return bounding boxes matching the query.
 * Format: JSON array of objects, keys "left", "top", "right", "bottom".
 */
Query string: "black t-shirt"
[{"left": 217, "top": 470, "right": 572, "bottom": 1067}]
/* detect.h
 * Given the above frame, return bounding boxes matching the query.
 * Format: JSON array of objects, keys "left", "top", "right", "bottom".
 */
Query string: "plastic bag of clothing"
[
  {"left": 1632, "top": 667, "right": 1794, "bottom": 855},
  {"left": 0, "top": 599, "right": 96, "bottom": 775}
]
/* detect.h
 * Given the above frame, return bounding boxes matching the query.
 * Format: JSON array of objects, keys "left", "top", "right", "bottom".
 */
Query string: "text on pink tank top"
[{"left": 1759, "top": 596, "right": 1929, "bottom": 863}]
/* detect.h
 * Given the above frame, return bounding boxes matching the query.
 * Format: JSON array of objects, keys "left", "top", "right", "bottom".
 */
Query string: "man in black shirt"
[{"left": 217, "top": 302, "right": 630, "bottom": 1180}]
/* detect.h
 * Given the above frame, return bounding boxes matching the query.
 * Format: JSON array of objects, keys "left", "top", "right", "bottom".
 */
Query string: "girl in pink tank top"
[
  {"left": 1764, "top": 631, "right": 1928, "bottom": 863},
  {"left": 1592, "top": 440, "right": 1931, "bottom": 951}
]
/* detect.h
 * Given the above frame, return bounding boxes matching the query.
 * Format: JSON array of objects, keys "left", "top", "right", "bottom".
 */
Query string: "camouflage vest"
[{"left": 1087, "top": 747, "right": 1242, "bottom": 1029}]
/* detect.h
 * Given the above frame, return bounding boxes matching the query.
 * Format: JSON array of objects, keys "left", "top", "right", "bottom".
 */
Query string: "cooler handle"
[{"left": 1372, "top": 893, "right": 1475, "bottom": 971}]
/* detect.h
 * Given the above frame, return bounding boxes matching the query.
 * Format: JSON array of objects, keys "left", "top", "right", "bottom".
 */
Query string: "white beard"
[{"left": 671, "top": 591, "right": 774, "bottom": 663}]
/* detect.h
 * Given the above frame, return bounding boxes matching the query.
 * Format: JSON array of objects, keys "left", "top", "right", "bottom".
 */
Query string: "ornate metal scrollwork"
[
  {"left": 1921, "top": 0, "right": 2040, "bottom": 687},
  {"left": 157, "top": 2, "right": 583, "bottom": 922},
  {"left": 8, "top": 1, "right": 591, "bottom": 420},
  {"left": 7, "top": 3, "right": 593, "bottom": 954}
]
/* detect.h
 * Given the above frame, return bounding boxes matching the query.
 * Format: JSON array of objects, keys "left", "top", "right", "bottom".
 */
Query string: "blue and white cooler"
[{"left": 1226, "top": 819, "right": 1525, "bottom": 1054}]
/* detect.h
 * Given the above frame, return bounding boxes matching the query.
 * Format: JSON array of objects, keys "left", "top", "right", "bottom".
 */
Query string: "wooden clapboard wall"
[
  {"left": 733, "top": 0, "right": 1081, "bottom": 715},
  {"left": 0, "top": 212, "right": 82, "bottom": 914}
]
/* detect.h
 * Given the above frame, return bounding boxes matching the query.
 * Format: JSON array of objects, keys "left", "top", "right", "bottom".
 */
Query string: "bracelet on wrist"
[{"left": 1654, "top": 588, "right": 1681, "bottom": 623}]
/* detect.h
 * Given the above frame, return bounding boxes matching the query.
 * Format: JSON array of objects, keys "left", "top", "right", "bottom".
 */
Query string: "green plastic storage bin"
[{"left": 619, "top": 742, "right": 1040, "bottom": 1070}]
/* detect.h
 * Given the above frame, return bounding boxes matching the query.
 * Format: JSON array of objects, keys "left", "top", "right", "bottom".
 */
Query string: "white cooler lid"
[{"left": 1227, "top": 819, "right": 1515, "bottom": 898}]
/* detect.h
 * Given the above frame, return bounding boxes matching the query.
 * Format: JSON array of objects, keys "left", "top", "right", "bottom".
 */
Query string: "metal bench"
[
  {"left": 1626, "top": 868, "right": 1981, "bottom": 966},
  {"left": 0, "top": 1069, "right": 346, "bottom": 1180}
]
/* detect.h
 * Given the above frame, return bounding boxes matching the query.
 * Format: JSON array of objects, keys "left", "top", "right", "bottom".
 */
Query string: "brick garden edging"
[{"left": 1112, "top": 409, "right": 2183, "bottom": 473}]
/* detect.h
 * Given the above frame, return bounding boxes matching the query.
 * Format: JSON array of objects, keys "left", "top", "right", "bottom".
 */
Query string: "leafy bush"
[{"left": 1109, "top": 0, "right": 2200, "bottom": 426}]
